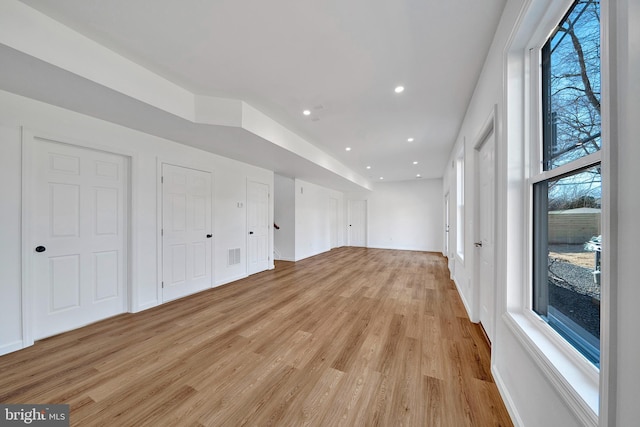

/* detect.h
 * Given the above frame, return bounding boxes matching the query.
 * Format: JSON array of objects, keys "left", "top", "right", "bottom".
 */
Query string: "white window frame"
[{"left": 501, "top": 0, "right": 612, "bottom": 425}]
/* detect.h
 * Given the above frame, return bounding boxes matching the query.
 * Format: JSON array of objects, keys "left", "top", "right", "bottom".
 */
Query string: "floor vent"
[{"left": 228, "top": 248, "right": 241, "bottom": 266}]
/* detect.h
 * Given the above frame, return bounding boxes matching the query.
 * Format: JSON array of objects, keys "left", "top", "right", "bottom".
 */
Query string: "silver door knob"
[{"left": 474, "top": 242, "right": 483, "bottom": 247}]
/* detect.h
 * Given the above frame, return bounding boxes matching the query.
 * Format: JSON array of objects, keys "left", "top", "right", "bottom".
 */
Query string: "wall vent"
[{"left": 228, "top": 248, "right": 241, "bottom": 266}]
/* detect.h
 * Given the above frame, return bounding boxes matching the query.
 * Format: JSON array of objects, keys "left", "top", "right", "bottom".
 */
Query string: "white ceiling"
[{"left": 14, "top": 0, "right": 506, "bottom": 189}]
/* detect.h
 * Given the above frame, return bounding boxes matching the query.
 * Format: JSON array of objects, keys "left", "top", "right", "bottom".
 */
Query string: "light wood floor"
[{"left": 0, "top": 247, "right": 512, "bottom": 426}]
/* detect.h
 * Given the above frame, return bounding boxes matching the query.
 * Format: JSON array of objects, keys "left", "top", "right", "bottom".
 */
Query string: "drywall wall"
[
  {"left": 294, "top": 179, "right": 345, "bottom": 261},
  {"left": 0, "top": 89, "right": 273, "bottom": 355},
  {"left": 274, "top": 174, "right": 295, "bottom": 261},
  {"left": 366, "top": 179, "right": 443, "bottom": 252}
]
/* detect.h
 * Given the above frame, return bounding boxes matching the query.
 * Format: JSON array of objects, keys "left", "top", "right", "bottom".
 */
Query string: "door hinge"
[
  {"left": 161, "top": 176, "right": 164, "bottom": 183},
  {"left": 162, "top": 281, "right": 164, "bottom": 288},
  {"left": 161, "top": 228, "right": 164, "bottom": 236}
]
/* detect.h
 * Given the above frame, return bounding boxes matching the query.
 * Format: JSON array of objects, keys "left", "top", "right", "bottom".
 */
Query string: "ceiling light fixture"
[
  {"left": 303, "top": 110, "right": 311, "bottom": 116},
  {"left": 416, "top": 174, "right": 422, "bottom": 178},
  {"left": 379, "top": 177, "right": 384, "bottom": 180},
  {"left": 345, "top": 147, "right": 352, "bottom": 151},
  {"left": 407, "top": 137, "right": 414, "bottom": 142},
  {"left": 413, "top": 161, "right": 418, "bottom": 165},
  {"left": 366, "top": 166, "right": 371, "bottom": 169},
  {"left": 394, "top": 86, "right": 405, "bottom": 93}
]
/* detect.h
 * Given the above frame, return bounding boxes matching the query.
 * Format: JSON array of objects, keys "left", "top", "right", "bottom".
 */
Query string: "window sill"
[{"left": 504, "top": 311, "right": 598, "bottom": 426}]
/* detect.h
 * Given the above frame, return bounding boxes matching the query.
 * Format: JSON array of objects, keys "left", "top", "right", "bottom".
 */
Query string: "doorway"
[
  {"left": 27, "top": 136, "right": 128, "bottom": 340},
  {"left": 474, "top": 113, "right": 496, "bottom": 344},
  {"left": 347, "top": 200, "right": 367, "bottom": 247},
  {"left": 162, "top": 163, "right": 213, "bottom": 302},
  {"left": 247, "top": 180, "right": 270, "bottom": 275}
]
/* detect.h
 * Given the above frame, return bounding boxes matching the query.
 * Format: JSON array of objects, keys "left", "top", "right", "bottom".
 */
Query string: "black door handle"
[
  {"left": 35, "top": 246, "right": 46, "bottom": 253},
  {"left": 249, "top": 231, "right": 254, "bottom": 235},
  {"left": 206, "top": 234, "right": 212, "bottom": 238}
]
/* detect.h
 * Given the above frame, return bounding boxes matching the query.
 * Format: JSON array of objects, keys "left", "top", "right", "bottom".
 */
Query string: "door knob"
[
  {"left": 474, "top": 242, "right": 483, "bottom": 248},
  {"left": 35, "top": 246, "right": 46, "bottom": 253},
  {"left": 249, "top": 231, "right": 254, "bottom": 235},
  {"left": 206, "top": 234, "right": 212, "bottom": 238}
]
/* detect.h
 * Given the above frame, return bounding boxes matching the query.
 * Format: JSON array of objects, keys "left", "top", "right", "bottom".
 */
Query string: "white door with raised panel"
[
  {"left": 31, "top": 138, "right": 127, "bottom": 340},
  {"left": 348, "top": 200, "right": 367, "bottom": 247},
  {"left": 477, "top": 131, "right": 496, "bottom": 343},
  {"left": 247, "top": 181, "right": 269, "bottom": 275},
  {"left": 162, "top": 164, "right": 213, "bottom": 302}
]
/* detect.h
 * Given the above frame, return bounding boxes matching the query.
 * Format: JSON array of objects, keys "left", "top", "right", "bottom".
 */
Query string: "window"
[
  {"left": 532, "top": 0, "right": 601, "bottom": 367},
  {"left": 456, "top": 149, "right": 465, "bottom": 259}
]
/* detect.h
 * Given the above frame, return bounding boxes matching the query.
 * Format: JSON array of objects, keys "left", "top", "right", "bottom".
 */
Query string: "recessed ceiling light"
[
  {"left": 416, "top": 174, "right": 422, "bottom": 178},
  {"left": 394, "top": 86, "right": 405, "bottom": 94},
  {"left": 366, "top": 166, "right": 371, "bottom": 169},
  {"left": 345, "top": 147, "right": 352, "bottom": 151},
  {"left": 407, "top": 137, "right": 414, "bottom": 142},
  {"left": 303, "top": 110, "right": 311, "bottom": 116},
  {"left": 379, "top": 177, "right": 384, "bottom": 180},
  {"left": 413, "top": 161, "right": 418, "bottom": 165}
]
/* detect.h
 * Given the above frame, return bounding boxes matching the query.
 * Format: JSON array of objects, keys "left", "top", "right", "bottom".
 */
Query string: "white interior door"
[
  {"left": 329, "top": 197, "right": 338, "bottom": 249},
  {"left": 477, "top": 131, "right": 496, "bottom": 343},
  {"left": 31, "top": 138, "right": 127, "bottom": 339},
  {"left": 162, "top": 164, "right": 213, "bottom": 302},
  {"left": 444, "top": 193, "right": 450, "bottom": 256},
  {"left": 247, "top": 181, "right": 269, "bottom": 275},
  {"left": 348, "top": 200, "right": 367, "bottom": 247}
]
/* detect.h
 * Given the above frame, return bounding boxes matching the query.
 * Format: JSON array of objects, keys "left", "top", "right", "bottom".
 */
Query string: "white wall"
[
  {"left": 274, "top": 174, "right": 295, "bottom": 261},
  {"left": 443, "top": 0, "right": 640, "bottom": 425},
  {"left": 294, "top": 179, "right": 345, "bottom": 261},
  {"left": 611, "top": 0, "right": 640, "bottom": 424},
  {"left": 365, "top": 179, "right": 443, "bottom": 252},
  {"left": 0, "top": 89, "right": 273, "bottom": 355}
]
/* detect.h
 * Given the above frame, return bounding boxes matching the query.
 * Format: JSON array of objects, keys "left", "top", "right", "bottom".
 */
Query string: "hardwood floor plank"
[{"left": 0, "top": 247, "right": 512, "bottom": 426}]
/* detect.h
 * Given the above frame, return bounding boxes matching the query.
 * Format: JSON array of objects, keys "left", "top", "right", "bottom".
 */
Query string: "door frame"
[
  {"left": 473, "top": 106, "right": 497, "bottom": 342},
  {"left": 444, "top": 191, "right": 450, "bottom": 258},
  {"left": 347, "top": 199, "right": 367, "bottom": 247},
  {"left": 156, "top": 158, "right": 215, "bottom": 303},
  {"left": 246, "top": 179, "right": 271, "bottom": 275},
  {"left": 21, "top": 129, "right": 133, "bottom": 348}
]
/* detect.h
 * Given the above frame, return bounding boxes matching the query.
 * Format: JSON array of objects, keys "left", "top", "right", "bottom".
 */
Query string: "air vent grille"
[{"left": 228, "top": 248, "right": 241, "bottom": 266}]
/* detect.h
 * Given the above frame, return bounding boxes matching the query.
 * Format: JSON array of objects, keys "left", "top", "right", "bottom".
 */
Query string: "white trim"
[
  {"left": 157, "top": 158, "right": 216, "bottom": 303},
  {"left": 502, "top": 0, "right": 605, "bottom": 424},
  {"left": 529, "top": 151, "right": 602, "bottom": 184},
  {"left": 505, "top": 312, "right": 598, "bottom": 425},
  {"left": 20, "top": 127, "right": 35, "bottom": 349},
  {"left": 492, "top": 366, "right": 525, "bottom": 427},
  {"left": 473, "top": 105, "right": 497, "bottom": 344},
  {"left": 0, "top": 340, "right": 24, "bottom": 356},
  {"left": 21, "top": 128, "right": 132, "bottom": 344},
  {"left": 452, "top": 276, "right": 473, "bottom": 320},
  {"left": 215, "top": 274, "right": 248, "bottom": 287},
  {"left": 597, "top": 0, "right": 616, "bottom": 423}
]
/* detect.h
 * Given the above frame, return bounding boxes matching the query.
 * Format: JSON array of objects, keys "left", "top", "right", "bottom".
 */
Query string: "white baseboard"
[
  {"left": 452, "top": 277, "right": 473, "bottom": 319},
  {"left": 0, "top": 340, "right": 25, "bottom": 356},
  {"left": 215, "top": 273, "right": 248, "bottom": 287},
  {"left": 132, "top": 299, "right": 159, "bottom": 313},
  {"left": 492, "top": 366, "right": 525, "bottom": 427}
]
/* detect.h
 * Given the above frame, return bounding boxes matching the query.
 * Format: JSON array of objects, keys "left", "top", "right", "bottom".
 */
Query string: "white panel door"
[
  {"left": 329, "top": 197, "right": 338, "bottom": 249},
  {"left": 477, "top": 132, "right": 496, "bottom": 343},
  {"left": 31, "top": 138, "right": 126, "bottom": 339},
  {"left": 348, "top": 200, "right": 367, "bottom": 247},
  {"left": 247, "top": 181, "right": 269, "bottom": 275},
  {"left": 162, "top": 164, "right": 213, "bottom": 302}
]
